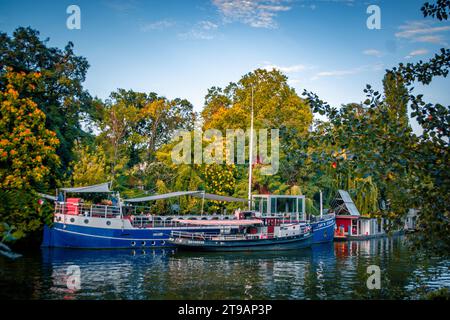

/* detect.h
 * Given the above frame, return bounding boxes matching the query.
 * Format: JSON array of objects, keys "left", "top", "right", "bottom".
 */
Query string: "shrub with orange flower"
[{"left": 0, "top": 69, "right": 60, "bottom": 189}]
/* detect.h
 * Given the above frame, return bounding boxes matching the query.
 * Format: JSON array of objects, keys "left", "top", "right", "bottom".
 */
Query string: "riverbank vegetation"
[{"left": 0, "top": 1, "right": 448, "bottom": 253}]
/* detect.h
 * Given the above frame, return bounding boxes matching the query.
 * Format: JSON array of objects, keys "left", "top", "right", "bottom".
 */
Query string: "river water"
[{"left": 0, "top": 235, "right": 449, "bottom": 300}]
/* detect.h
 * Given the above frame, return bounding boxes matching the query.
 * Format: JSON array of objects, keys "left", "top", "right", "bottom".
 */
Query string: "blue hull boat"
[
  {"left": 40, "top": 184, "right": 335, "bottom": 250},
  {"left": 311, "top": 215, "right": 336, "bottom": 244},
  {"left": 42, "top": 223, "right": 224, "bottom": 249}
]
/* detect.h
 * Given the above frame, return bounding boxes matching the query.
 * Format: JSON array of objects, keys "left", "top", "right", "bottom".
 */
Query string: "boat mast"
[{"left": 248, "top": 86, "right": 254, "bottom": 210}]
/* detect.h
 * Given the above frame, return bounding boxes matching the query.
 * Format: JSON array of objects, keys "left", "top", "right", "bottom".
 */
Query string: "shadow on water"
[{"left": 0, "top": 236, "right": 448, "bottom": 300}]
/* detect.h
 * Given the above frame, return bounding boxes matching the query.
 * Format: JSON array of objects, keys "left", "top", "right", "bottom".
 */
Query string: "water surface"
[{"left": 0, "top": 236, "right": 449, "bottom": 299}]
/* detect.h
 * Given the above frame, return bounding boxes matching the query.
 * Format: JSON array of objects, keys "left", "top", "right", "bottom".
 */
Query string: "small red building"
[{"left": 332, "top": 190, "right": 389, "bottom": 240}]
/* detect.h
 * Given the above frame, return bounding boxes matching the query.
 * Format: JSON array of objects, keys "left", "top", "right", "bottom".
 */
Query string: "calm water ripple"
[{"left": 0, "top": 236, "right": 449, "bottom": 300}]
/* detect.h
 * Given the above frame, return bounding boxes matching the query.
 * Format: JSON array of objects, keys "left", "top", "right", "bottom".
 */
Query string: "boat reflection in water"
[
  {"left": 28, "top": 235, "right": 450, "bottom": 300},
  {"left": 42, "top": 248, "right": 175, "bottom": 300}
]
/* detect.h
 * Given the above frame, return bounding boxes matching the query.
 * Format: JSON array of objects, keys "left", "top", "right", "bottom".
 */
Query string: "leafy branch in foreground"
[{"left": 303, "top": 1, "right": 450, "bottom": 253}]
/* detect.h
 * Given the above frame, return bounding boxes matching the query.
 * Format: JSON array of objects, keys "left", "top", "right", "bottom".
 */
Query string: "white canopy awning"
[
  {"left": 60, "top": 182, "right": 112, "bottom": 193},
  {"left": 124, "top": 191, "right": 247, "bottom": 203},
  {"left": 192, "top": 193, "right": 247, "bottom": 203},
  {"left": 124, "top": 191, "right": 202, "bottom": 203},
  {"left": 37, "top": 193, "right": 57, "bottom": 201}
]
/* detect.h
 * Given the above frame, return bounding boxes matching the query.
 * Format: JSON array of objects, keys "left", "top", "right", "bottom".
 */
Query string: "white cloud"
[
  {"left": 311, "top": 63, "right": 383, "bottom": 80},
  {"left": 363, "top": 49, "right": 383, "bottom": 57},
  {"left": 312, "top": 69, "right": 359, "bottom": 80},
  {"left": 212, "top": 0, "right": 291, "bottom": 29},
  {"left": 414, "top": 35, "right": 446, "bottom": 44},
  {"left": 179, "top": 20, "right": 219, "bottom": 40},
  {"left": 105, "top": 0, "right": 138, "bottom": 12},
  {"left": 395, "top": 20, "right": 450, "bottom": 45},
  {"left": 288, "top": 78, "right": 302, "bottom": 85},
  {"left": 405, "top": 49, "right": 429, "bottom": 59},
  {"left": 263, "top": 64, "right": 310, "bottom": 73},
  {"left": 140, "top": 19, "right": 176, "bottom": 32},
  {"left": 199, "top": 21, "right": 219, "bottom": 30},
  {"left": 299, "top": 4, "right": 317, "bottom": 10}
]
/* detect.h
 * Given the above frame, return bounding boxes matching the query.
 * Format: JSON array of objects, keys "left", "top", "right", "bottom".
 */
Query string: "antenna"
[{"left": 248, "top": 85, "right": 254, "bottom": 210}]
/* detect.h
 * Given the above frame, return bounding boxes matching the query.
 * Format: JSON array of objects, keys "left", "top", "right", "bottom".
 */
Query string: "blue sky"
[{"left": 1, "top": 0, "right": 449, "bottom": 118}]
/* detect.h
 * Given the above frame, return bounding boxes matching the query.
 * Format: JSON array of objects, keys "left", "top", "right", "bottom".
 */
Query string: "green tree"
[
  {"left": 0, "top": 69, "right": 60, "bottom": 241},
  {"left": 138, "top": 97, "right": 195, "bottom": 162},
  {"left": 0, "top": 27, "right": 92, "bottom": 177},
  {"left": 303, "top": 0, "right": 450, "bottom": 253},
  {"left": 69, "top": 142, "right": 110, "bottom": 186},
  {"left": 200, "top": 68, "right": 312, "bottom": 195},
  {"left": 97, "top": 96, "right": 140, "bottom": 181},
  {"left": 202, "top": 69, "right": 312, "bottom": 136},
  {"left": 0, "top": 69, "right": 60, "bottom": 189}
]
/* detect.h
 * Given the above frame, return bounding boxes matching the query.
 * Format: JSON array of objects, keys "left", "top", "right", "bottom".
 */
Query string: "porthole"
[
  {"left": 131, "top": 241, "right": 136, "bottom": 247},
  {"left": 151, "top": 241, "right": 156, "bottom": 246},
  {"left": 106, "top": 221, "right": 111, "bottom": 226},
  {"left": 161, "top": 241, "right": 165, "bottom": 245},
  {"left": 57, "top": 216, "right": 62, "bottom": 222},
  {"left": 70, "top": 218, "right": 75, "bottom": 223},
  {"left": 141, "top": 241, "right": 146, "bottom": 246},
  {"left": 84, "top": 219, "right": 89, "bottom": 224}
]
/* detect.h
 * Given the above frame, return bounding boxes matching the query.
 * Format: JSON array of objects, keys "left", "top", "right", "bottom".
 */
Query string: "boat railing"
[
  {"left": 170, "top": 231, "right": 294, "bottom": 241},
  {"left": 171, "top": 231, "right": 257, "bottom": 241},
  {"left": 55, "top": 202, "right": 121, "bottom": 218},
  {"left": 130, "top": 216, "right": 185, "bottom": 228},
  {"left": 171, "top": 231, "right": 209, "bottom": 240}
]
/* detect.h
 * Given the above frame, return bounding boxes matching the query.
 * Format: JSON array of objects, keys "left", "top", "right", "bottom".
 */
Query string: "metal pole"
[
  {"left": 248, "top": 85, "right": 254, "bottom": 210},
  {"left": 320, "top": 190, "right": 323, "bottom": 219},
  {"left": 117, "top": 192, "right": 123, "bottom": 219},
  {"left": 302, "top": 196, "right": 306, "bottom": 221},
  {"left": 201, "top": 191, "right": 205, "bottom": 215}
]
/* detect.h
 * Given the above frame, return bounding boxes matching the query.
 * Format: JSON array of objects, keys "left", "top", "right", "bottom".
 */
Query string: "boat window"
[
  {"left": 84, "top": 219, "right": 89, "bottom": 224},
  {"left": 262, "top": 198, "right": 268, "bottom": 214},
  {"left": 271, "top": 198, "right": 277, "bottom": 215},
  {"left": 106, "top": 221, "right": 111, "bottom": 226},
  {"left": 254, "top": 200, "right": 260, "bottom": 212}
]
